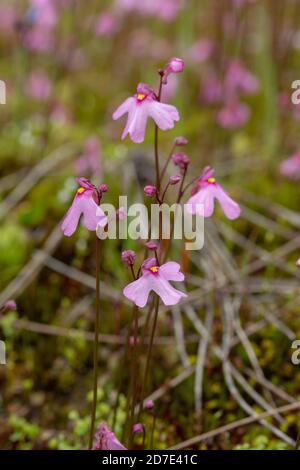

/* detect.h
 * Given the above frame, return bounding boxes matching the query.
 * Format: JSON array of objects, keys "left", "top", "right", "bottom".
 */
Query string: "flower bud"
[
  {"left": 162, "top": 57, "right": 184, "bottom": 84},
  {"left": 4, "top": 300, "right": 17, "bottom": 311},
  {"left": 99, "top": 183, "right": 108, "bottom": 193},
  {"left": 169, "top": 175, "right": 181, "bottom": 185},
  {"left": 171, "top": 152, "right": 190, "bottom": 170},
  {"left": 145, "top": 399, "right": 154, "bottom": 410},
  {"left": 175, "top": 136, "right": 188, "bottom": 146},
  {"left": 145, "top": 241, "right": 158, "bottom": 251},
  {"left": 144, "top": 185, "right": 157, "bottom": 197},
  {"left": 132, "top": 423, "right": 143, "bottom": 434},
  {"left": 121, "top": 250, "right": 136, "bottom": 266}
]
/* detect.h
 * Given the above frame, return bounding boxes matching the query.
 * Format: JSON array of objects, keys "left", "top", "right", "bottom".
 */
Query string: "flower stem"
[
  {"left": 88, "top": 236, "right": 101, "bottom": 449},
  {"left": 128, "top": 306, "right": 140, "bottom": 448},
  {"left": 138, "top": 295, "right": 160, "bottom": 419}
]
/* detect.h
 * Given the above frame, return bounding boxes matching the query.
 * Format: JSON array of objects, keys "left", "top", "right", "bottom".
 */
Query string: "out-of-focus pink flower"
[
  {"left": 75, "top": 137, "right": 102, "bottom": 176},
  {"left": 29, "top": 0, "right": 58, "bottom": 28},
  {"left": 95, "top": 12, "right": 119, "bottom": 37},
  {"left": 116, "top": 0, "right": 180, "bottom": 22},
  {"left": 93, "top": 423, "right": 127, "bottom": 450},
  {"left": 50, "top": 103, "right": 71, "bottom": 125},
  {"left": 113, "top": 83, "right": 179, "bottom": 143},
  {"left": 186, "top": 167, "right": 241, "bottom": 220},
  {"left": 61, "top": 179, "right": 107, "bottom": 237},
  {"left": 23, "top": 26, "right": 54, "bottom": 52},
  {"left": 230, "top": 0, "right": 256, "bottom": 6},
  {"left": 123, "top": 257, "right": 186, "bottom": 308},
  {"left": 280, "top": 151, "right": 300, "bottom": 180},
  {"left": 297, "top": 259, "right": 300, "bottom": 267},
  {"left": 188, "top": 39, "right": 215, "bottom": 64},
  {"left": 145, "top": 399, "right": 154, "bottom": 410},
  {"left": 162, "top": 57, "right": 184, "bottom": 84},
  {"left": 0, "top": 300, "right": 17, "bottom": 313},
  {"left": 27, "top": 71, "right": 53, "bottom": 102},
  {"left": 201, "top": 74, "right": 223, "bottom": 104},
  {"left": 225, "top": 60, "right": 259, "bottom": 96},
  {"left": 0, "top": 6, "right": 17, "bottom": 33},
  {"left": 132, "top": 423, "right": 143, "bottom": 434},
  {"left": 217, "top": 100, "right": 250, "bottom": 129}
]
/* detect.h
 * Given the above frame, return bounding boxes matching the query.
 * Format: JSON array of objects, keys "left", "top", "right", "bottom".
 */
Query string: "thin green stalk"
[{"left": 88, "top": 236, "right": 101, "bottom": 449}]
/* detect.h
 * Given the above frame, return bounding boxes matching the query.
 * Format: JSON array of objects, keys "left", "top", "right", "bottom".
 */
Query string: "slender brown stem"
[
  {"left": 138, "top": 295, "right": 160, "bottom": 419},
  {"left": 88, "top": 236, "right": 101, "bottom": 449},
  {"left": 128, "top": 306, "right": 140, "bottom": 448}
]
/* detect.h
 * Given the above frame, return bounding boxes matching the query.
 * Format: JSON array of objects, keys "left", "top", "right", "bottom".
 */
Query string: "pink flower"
[
  {"left": 95, "top": 12, "right": 119, "bottom": 37},
  {"left": 123, "top": 257, "right": 186, "bottom": 308},
  {"left": 0, "top": 6, "right": 16, "bottom": 33},
  {"left": 75, "top": 137, "right": 102, "bottom": 176},
  {"left": 186, "top": 167, "right": 241, "bottom": 220},
  {"left": 30, "top": 0, "right": 58, "bottom": 28},
  {"left": 23, "top": 27, "right": 54, "bottom": 52},
  {"left": 93, "top": 423, "right": 127, "bottom": 450},
  {"left": 112, "top": 83, "right": 179, "bottom": 143},
  {"left": 188, "top": 39, "right": 215, "bottom": 64},
  {"left": 280, "top": 151, "right": 300, "bottom": 180},
  {"left": 225, "top": 60, "right": 259, "bottom": 96},
  {"left": 61, "top": 179, "right": 107, "bottom": 237},
  {"left": 116, "top": 0, "right": 180, "bottom": 22},
  {"left": 217, "top": 100, "right": 250, "bottom": 129},
  {"left": 297, "top": 259, "right": 300, "bottom": 267},
  {"left": 201, "top": 74, "right": 223, "bottom": 104},
  {"left": 26, "top": 71, "right": 53, "bottom": 102}
]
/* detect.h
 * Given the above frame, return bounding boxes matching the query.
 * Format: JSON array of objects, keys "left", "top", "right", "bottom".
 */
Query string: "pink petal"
[
  {"left": 186, "top": 187, "right": 215, "bottom": 217},
  {"left": 122, "top": 103, "right": 148, "bottom": 143},
  {"left": 61, "top": 196, "right": 84, "bottom": 237},
  {"left": 147, "top": 101, "right": 179, "bottom": 130},
  {"left": 215, "top": 184, "right": 241, "bottom": 220},
  {"left": 123, "top": 276, "right": 152, "bottom": 308},
  {"left": 151, "top": 276, "right": 186, "bottom": 306},
  {"left": 159, "top": 261, "right": 184, "bottom": 281},
  {"left": 296, "top": 258, "right": 300, "bottom": 267},
  {"left": 112, "top": 97, "right": 135, "bottom": 120},
  {"left": 107, "top": 436, "right": 127, "bottom": 450}
]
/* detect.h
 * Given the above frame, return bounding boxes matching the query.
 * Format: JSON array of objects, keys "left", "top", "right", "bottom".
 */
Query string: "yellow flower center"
[
  {"left": 137, "top": 93, "right": 146, "bottom": 101},
  {"left": 207, "top": 177, "right": 216, "bottom": 184},
  {"left": 77, "top": 187, "right": 85, "bottom": 194},
  {"left": 150, "top": 266, "right": 159, "bottom": 273}
]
